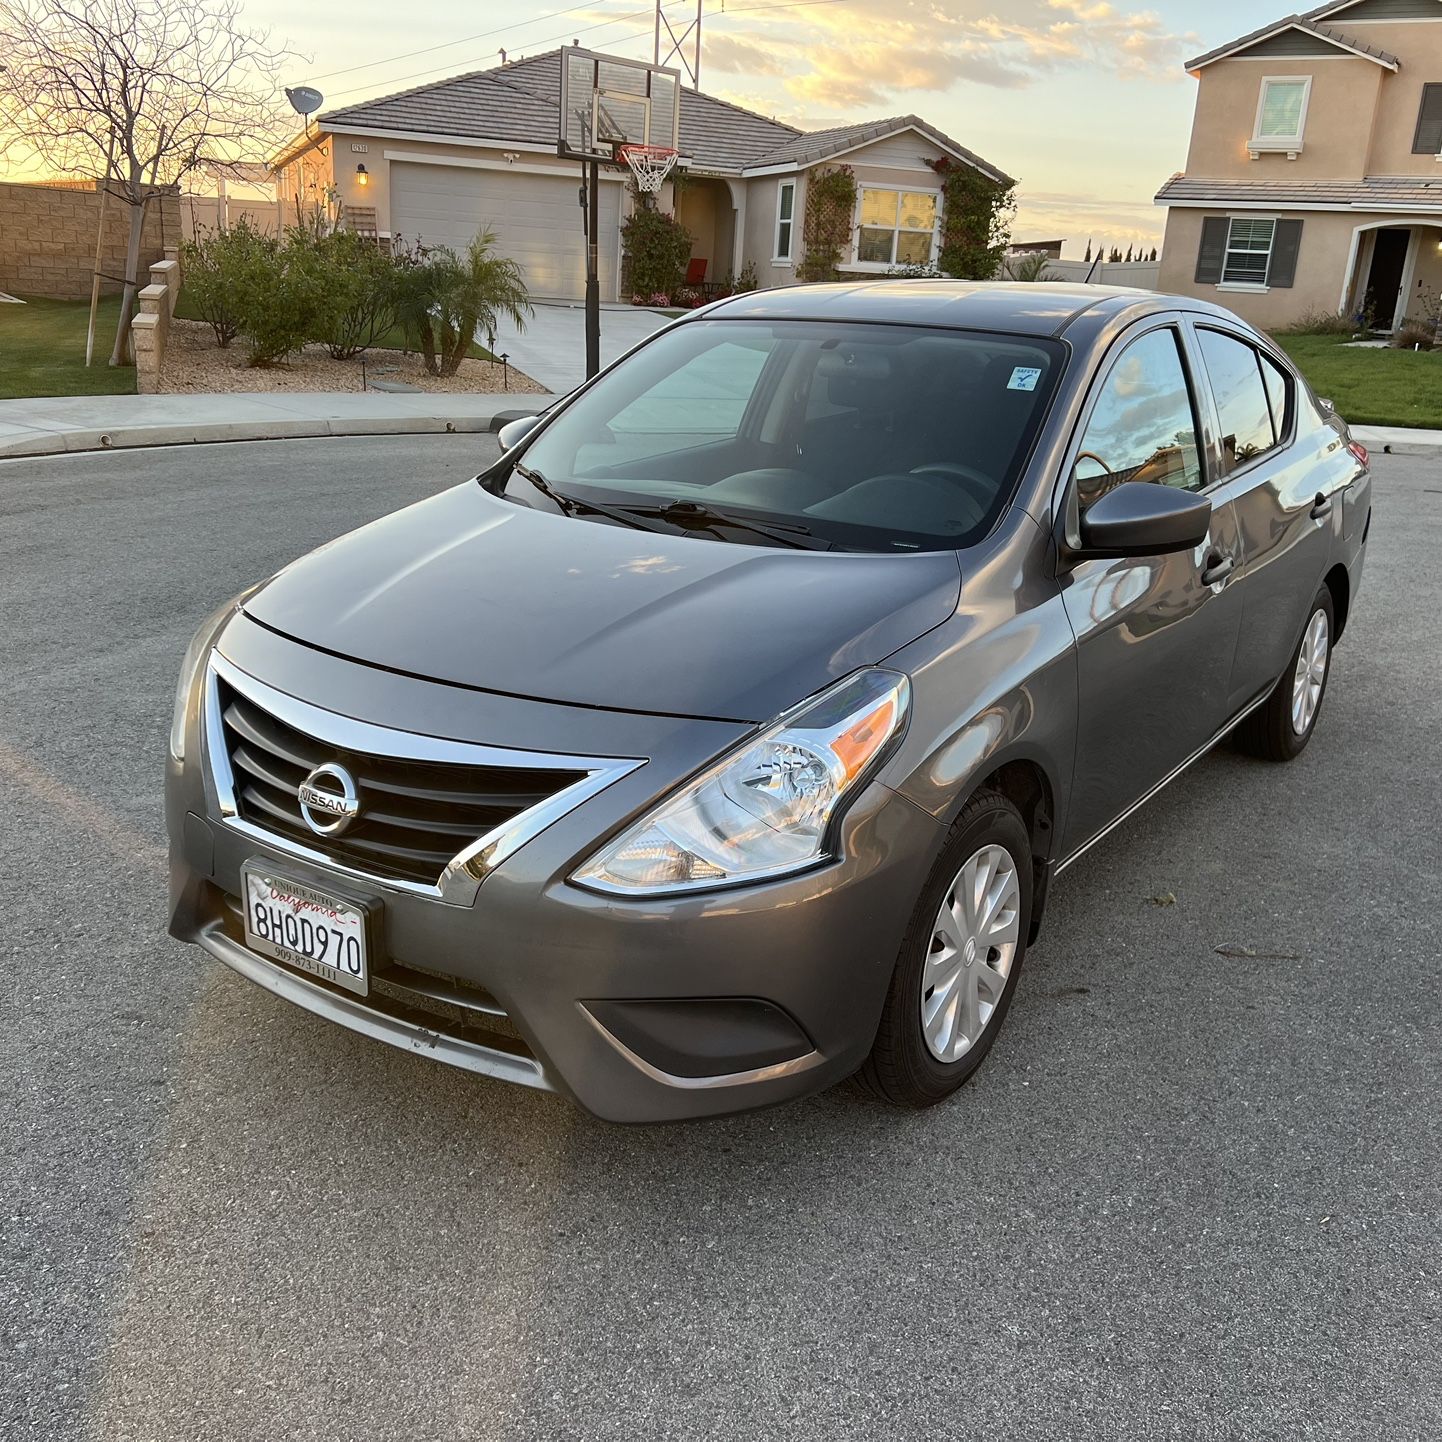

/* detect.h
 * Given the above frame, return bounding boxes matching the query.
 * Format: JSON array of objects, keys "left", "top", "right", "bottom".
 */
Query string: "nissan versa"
[{"left": 166, "top": 282, "right": 1371, "bottom": 1123}]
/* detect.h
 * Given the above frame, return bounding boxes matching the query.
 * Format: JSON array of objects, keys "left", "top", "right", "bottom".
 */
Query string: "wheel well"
[
  {"left": 1325, "top": 564, "right": 1351, "bottom": 641},
  {"left": 976, "top": 760, "right": 1054, "bottom": 860},
  {"left": 975, "top": 760, "right": 1056, "bottom": 945}
]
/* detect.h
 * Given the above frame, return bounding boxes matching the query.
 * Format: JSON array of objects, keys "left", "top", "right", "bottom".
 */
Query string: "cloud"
[
  {"left": 702, "top": 33, "right": 792, "bottom": 79},
  {"left": 707, "top": 0, "right": 1199, "bottom": 114}
]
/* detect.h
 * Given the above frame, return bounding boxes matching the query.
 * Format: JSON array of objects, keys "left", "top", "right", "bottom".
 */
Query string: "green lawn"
[
  {"left": 1276, "top": 332, "right": 1442, "bottom": 429},
  {"left": 0, "top": 296, "right": 138, "bottom": 399}
]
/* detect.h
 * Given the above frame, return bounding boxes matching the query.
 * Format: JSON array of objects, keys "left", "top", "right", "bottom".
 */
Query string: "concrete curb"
[{"left": 0, "top": 402, "right": 555, "bottom": 462}]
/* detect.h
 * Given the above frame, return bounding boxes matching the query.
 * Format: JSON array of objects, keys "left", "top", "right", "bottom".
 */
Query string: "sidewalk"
[
  {"left": 1351, "top": 423, "right": 1442, "bottom": 457},
  {"left": 0, "top": 390, "right": 558, "bottom": 461}
]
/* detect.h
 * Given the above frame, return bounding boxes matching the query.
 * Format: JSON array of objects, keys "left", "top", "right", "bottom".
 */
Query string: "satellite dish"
[{"left": 285, "top": 86, "right": 324, "bottom": 117}]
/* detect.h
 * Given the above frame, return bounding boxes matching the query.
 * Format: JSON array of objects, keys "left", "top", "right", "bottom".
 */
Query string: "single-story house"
[{"left": 271, "top": 51, "right": 1012, "bottom": 301}]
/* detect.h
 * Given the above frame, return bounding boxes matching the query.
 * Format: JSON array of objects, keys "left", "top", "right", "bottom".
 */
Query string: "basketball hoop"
[{"left": 617, "top": 142, "right": 678, "bottom": 195}]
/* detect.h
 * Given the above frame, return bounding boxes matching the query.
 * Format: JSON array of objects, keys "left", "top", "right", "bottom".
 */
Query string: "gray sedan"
[{"left": 165, "top": 282, "right": 1371, "bottom": 1122}]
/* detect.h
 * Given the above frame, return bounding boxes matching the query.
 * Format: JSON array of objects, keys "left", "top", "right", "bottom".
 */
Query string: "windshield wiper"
[
  {"left": 511, "top": 464, "right": 826, "bottom": 550},
  {"left": 650, "top": 500, "right": 827, "bottom": 551},
  {"left": 511, "top": 462, "right": 680, "bottom": 536}
]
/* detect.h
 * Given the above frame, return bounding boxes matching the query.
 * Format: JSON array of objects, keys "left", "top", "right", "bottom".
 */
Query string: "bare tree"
[{"left": 0, "top": 0, "right": 295, "bottom": 366}]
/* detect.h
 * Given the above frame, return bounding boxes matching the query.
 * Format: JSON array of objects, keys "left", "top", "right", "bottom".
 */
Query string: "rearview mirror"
[
  {"left": 1076, "top": 481, "right": 1212, "bottom": 558},
  {"left": 496, "top": 414, "right": 544, "bottom": 451}
]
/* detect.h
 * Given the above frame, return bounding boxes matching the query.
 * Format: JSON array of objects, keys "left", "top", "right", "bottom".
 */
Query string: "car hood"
[{"left": 243, "top": 483, "right": 962, "bottom": 722}]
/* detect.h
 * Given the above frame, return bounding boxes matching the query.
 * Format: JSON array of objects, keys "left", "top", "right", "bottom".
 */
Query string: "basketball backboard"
[{"left": 557, "top": 46, "right": 682, "bottom": 163}]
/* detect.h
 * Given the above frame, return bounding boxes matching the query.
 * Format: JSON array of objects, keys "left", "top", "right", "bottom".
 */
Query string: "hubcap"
[
  {"left": 921, "top": 843, "right": 1020, "bottom": 1064},
  {"left": 1290, "top": 608, "right": 1329, "bottom": 736}
]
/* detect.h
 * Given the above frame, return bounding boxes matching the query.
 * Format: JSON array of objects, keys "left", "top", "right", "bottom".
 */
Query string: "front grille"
[{"left": 218, "top": 681, "right": 588, "bottom": 886}]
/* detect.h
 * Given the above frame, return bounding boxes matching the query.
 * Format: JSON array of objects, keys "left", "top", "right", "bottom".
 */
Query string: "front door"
[
  {"left": 1364, "top": 228, "right": 1410, "bottom": 329},
  {"left": 1057, "top": 322, "right": 1246, "bottom": 857}
]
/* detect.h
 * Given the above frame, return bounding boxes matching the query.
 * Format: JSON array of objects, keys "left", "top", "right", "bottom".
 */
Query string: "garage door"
[{"left": 389, "top": 162, "right": 620, "bottom": 301}]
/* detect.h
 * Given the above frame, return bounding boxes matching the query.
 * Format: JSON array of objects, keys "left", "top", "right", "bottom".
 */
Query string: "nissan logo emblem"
[{"left": 297, "top": 762, "right": 360, "bottom": 837}]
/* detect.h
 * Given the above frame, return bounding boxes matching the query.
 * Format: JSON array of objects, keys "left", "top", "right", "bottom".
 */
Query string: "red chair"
[{"left": 685, "top": 257, "right": 708, "bottom": 287}]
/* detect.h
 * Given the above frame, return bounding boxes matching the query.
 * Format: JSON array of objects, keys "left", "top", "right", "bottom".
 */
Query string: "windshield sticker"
[{"left": 1008, "top": 367, "right": 1042, "bottom": 392}]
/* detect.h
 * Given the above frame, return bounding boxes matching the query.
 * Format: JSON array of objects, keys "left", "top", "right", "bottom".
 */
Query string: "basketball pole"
[{"left": 585, "top": 158, "right": 601, "bottom": 380}]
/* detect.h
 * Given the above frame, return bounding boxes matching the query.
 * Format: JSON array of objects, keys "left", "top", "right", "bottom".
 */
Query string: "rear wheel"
[
  {"left": 857, "top": 791, "right": 1032, "bottom": 1107},
  {"left": 1235, "top": 587, "right": 1334, "bottom": 763}
]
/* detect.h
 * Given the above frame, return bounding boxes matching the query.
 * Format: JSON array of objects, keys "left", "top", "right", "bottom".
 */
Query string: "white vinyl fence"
[{"left": 1038, "top": 258, "right": 1160, "bottom": 290}]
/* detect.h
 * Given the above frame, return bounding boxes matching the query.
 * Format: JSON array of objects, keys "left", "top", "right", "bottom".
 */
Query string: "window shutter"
[
  {"left": 1413, "top": 83, "right": 1442, "bottom": 156},
  {"left": 1267, "top": 220, "right": 1303, "bottom": 288},
  {"left": 1195, "top": 217, "right": 1229, "bottom": 285}
]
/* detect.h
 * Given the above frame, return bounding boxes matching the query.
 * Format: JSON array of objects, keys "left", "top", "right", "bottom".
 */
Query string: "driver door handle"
[{"left": 1200, "top": 551, "right": 1236, "bottom": 587}]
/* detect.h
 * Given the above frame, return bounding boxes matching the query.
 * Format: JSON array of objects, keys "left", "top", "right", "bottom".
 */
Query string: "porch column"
[{"left": 1338, "top": 225, "right": 1363, "bottom": 317}]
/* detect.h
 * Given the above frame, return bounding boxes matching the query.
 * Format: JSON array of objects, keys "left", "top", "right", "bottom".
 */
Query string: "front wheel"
[
  {"left": 857, "top": 791, "right": 1032, "bottom": 1107},
  {"left": 1235, "top": 587, "right": 1334, "bottom": 763}
]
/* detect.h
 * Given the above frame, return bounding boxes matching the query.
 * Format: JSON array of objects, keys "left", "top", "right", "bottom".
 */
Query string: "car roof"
[{"left": 698, "top": 281, "right": 1241, "bottom": 339}]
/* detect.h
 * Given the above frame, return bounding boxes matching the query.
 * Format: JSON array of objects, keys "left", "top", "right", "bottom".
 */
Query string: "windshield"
[{"left": 506, "top": 319, "right": 1065, "bottom": 553}]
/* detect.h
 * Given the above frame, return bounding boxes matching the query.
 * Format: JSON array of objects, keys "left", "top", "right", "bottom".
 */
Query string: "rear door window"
[{"left": 1197, "top": 328, "right": 1280, "bottom": 472}]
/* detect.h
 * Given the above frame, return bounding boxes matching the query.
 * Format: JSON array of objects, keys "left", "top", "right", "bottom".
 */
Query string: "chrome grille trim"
[{"left": 203, "top": 651, "right": 643, "bottom": 905}]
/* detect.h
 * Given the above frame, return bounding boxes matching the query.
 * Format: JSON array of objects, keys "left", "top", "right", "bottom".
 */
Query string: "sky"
[{"left": 11, "top": 0, "right": 1271, "bottom": 257}]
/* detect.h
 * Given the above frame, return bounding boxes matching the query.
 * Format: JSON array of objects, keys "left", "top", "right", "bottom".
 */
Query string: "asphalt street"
[{"left": 2, "top": 436, "right": 1438, "bottom": 1441}]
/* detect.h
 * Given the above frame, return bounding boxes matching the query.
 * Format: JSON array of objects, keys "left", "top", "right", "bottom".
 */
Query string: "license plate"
[{"left": 241, "top": 865, "right": 370, "bottom": 997}]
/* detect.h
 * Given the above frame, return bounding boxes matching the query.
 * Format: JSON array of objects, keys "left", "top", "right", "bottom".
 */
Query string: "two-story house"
[{"left": 1157, "top": 1, "right": 1442, "bottom": 331}]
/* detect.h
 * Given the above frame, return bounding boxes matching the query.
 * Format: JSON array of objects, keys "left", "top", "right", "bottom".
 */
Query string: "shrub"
[
  {"left": 304, "top": 230, "right": 400, "bottom": 359},
  {"left": 1274, "top": 307, "right": 1360, "bottom": 337},
  {"left": 735, "top": 260, "right": 758, "bottom": 294},
  {"left": 930, "top": 157, "right": 1016, "bottom": 280},
  {"left": 1392, "top": 323, "right": 1436, "bottom": 351},
  {"left": 180, "top": 221, "right": 267, "bottom": 348},
  {"left": 1001, "top": 253, "right": 1054, "bottom": 283},
  {"left": 394, "top": 230, "right": 531, "bottom": 377},
  {"left": 229, "top": 228, "right": 331, "bottom": 366},
  {"left": 886, "top": 262, "right": 944, "bottom": 280},
  {"left": 621, "top": 205, "right": 693, "bottom": 302}
]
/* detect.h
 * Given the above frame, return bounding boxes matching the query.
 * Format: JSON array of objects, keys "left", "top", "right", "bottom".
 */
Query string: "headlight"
[
  {"left": 168, "top": 592, "right": 251, "bottom": 761},
  {"left": 573, "top": 668, "right": 910, "bottom": 896}
]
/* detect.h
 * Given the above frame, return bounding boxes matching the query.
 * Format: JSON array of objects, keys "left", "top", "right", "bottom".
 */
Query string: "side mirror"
[
  {"left": 1077, "top": 481, "right": 1212, "bottom": 558},
  {"left": 496, "top": 414, "right": 544, "bottom": 451}
]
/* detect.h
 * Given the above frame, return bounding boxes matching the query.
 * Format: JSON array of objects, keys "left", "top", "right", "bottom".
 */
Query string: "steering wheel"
[
  {"left": 909, "top": 461, "right": 996, "bottom": 511},
  {"left": 1075, "top": 451, "right": 1113, "bottom": 475}
]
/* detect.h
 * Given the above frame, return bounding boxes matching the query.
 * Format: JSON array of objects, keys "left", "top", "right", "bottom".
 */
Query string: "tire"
[
  {"left": 857, "top": 791, "right": 1032, "bottom": 1108},
  {"left": 1235, "top": 587, "right": 1334, "bottom": 763}
]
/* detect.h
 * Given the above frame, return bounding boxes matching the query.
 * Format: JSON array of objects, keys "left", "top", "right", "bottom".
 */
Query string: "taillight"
[{"left": 1348, "top": 440, "right": 1369, "bottom": 469}]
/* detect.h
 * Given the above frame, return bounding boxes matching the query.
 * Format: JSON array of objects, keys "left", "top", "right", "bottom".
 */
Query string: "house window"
[
  {"left": 856, "top": 188, "right": 938, "bottom": 267},
  {"left": 1222, "top": 218, "right": 1276, "bottom": 285},
  {"left": 1252, "top": 77, "right": 1311, "bottom": 153},
  {"left": 775, "top": 180, "right": 796, "bottom": 261}
]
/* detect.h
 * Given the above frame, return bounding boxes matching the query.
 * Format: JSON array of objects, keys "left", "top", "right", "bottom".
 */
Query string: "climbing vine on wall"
[
  {"left": 930, "top": 157, "right": 1016, "bottom": 281},
  {"left": 797, "top": 165, "right": 857, "bottom": 282}
]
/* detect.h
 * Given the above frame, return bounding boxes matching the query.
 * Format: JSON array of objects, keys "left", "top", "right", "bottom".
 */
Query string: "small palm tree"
[
  {"left": 397, "top": 229, "right": 532, "bottom": 377},
  {"left": 1004, "top": 252, "right": 1054, "bottom": 283}
]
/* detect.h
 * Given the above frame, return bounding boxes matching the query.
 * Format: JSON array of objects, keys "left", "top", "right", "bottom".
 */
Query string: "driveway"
[
  {"left": 2, "top": 437, "right": 1439, "bottom": 1440},
  {"left": 489, "top": 301, "right": 670, "bottom": 394}
]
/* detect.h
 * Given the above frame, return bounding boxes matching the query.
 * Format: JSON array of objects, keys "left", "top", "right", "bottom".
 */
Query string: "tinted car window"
[
  {"left": 1198, "top": 328, "right": 1277, "bottom": 472},
  {"left": 514, "top": 320, "right": 1065, "bottom": 553},
  {"left": 1260, "top": 350, "right": 1291, "bottom": 440},
  {"left": 1073, "top": 328, "right": 1202, "bottom": 513}
]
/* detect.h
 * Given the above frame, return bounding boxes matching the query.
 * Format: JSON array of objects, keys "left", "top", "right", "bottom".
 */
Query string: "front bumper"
[{"left": 166, "top": 620, "right": 945, "bottom": 1123}]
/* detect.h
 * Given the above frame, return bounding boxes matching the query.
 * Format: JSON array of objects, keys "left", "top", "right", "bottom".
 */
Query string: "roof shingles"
[
  {"left": 1156, "top": 174, "right": 1442, "bottom": 209},
  {"left": 318, "top": 50, "right": 1008, "bottom": 179}
]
